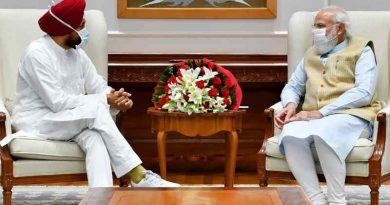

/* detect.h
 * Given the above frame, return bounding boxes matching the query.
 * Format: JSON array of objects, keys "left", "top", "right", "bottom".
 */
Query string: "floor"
[
  {"left": 7, "top": 183, "right": 390, "bottom": 205},
  {"left": 44, "top": 172, "right": 390, "bottom": 186},
  {"left": 5, "top": 172, "right": 390, "bottom": 205}
]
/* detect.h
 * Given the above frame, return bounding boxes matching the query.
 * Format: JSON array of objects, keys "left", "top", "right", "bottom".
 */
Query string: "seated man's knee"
[
  {"left": 284, "top": 135, "right": 302, "bottom": 144},
  {"left": 76, "top": 129, "right": 105, "bottom": 151},
  {"left": 283, "top": 135, "right": 312, "bottom": 147}
]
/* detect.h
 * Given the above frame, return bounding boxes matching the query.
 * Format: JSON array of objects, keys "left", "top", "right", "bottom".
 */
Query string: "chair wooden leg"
[
  {"left": 119, "top": 175, "right": 130, "bottom": 187},
  {"left": 2, "top": 189, "right": 12, "bottom": 205},
  {"left": 2, "top": 174, "right": 13, "bottom": 205},
  {"left": 257, "top": 146, "right": 268, "bottom": 187},
  {"left": 368, "top": 173, "right": 380, "bottom": 205},
  {"left": 369, "top": 185, "right": 379, "bottom": 205},
  {"left": 258, "top": 172, "right": 268, "bottom": 187}
]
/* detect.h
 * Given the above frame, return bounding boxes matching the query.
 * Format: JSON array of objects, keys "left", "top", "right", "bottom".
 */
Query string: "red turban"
[{"left": 38, "top": 0, "right": 86, "bottom": 36}]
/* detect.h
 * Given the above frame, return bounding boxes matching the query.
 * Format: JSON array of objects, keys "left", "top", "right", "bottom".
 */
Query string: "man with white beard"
[{"left": 275, "top": 6, "right": 381, "bottom": 205}]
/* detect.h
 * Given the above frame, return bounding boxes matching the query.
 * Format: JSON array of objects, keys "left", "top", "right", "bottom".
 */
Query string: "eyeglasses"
[{"left": 312, "top": 23, "right": 339, "bottom": 30}]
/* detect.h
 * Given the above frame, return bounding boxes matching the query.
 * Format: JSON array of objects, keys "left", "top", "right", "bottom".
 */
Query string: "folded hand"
[
  {"left": 274, "top": 103, "right": 297, "bottom": 129},
  {"left": 107, "top": 88, "right": 133, "bottom": 111},
  {"left": 284, "top": 110, "right": 323, "bottom": 123}
]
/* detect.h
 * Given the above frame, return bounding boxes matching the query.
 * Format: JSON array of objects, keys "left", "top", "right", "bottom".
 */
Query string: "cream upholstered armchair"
[
  {"left": 258, "top": 11, "right": 390, "bottom": 205},
  {"left": 0, "top": 9, "right": 127, "bottom": 205}
]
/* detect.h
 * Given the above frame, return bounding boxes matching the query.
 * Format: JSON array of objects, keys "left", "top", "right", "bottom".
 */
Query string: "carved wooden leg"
[
  {"left": 157, "top": 131, "right": 167, "bottom": 179},
  {"left": 257, "top": 134, "right": 269, "bottom": 187},
  {"left": 2, "top": 173, "right": 13, "bottom": 205},
  {"left": 258, "top": 170, "right": 268, "bottom": 187},
  {"left": 369, "top": 175, "right": 380, "bottom": 205},
  {"left": 259, "top": 178, "right": 268, "bottom": 187},
  {"left": 369, "top": 185, "right": 379, "bottom": 205},
  {"left": 257, "top": 153, "right": 268, "bottom": 187},
  {"left": 225, "top": 131, "right": 238, "bottom": 188},
  {"left": 119, "top": 175, "right": 130, "bottom": 187}
]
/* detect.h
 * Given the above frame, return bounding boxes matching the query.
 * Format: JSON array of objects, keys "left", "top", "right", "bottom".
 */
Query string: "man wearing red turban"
[{"left": 10, "top": 0, "right": 179, "bottom": 188}]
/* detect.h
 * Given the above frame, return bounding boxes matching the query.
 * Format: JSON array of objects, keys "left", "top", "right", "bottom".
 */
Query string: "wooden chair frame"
[
  {"left": 257, "top": 107, "right": 390, "bottom": 205},
  {"left": 0, "top": 112, "right": 130, "bottom": 205}
]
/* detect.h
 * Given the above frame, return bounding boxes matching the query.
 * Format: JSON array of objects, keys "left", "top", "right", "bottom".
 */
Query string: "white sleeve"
[
  {"left": 20, "top": 50, "right": 107, "bottom": 113},
  {"left": 80, "top": 51, "right": 112, "bottom": 95},
  {"left": 80, "top": 51, "right": 120, "bottom": 116},
  {"left": 281, "top": 58, "right": 307, "bottom": 107}
]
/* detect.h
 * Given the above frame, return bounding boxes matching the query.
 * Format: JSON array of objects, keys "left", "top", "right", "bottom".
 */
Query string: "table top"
[{"left": 79, "top": 187, "right": 310, "bottom": 205}]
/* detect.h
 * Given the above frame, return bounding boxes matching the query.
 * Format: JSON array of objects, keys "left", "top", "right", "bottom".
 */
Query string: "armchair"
[
  {"left": 258, "top": 11, "right": 390, "bottom": 205},
  {"left": 0, "top": 9, "right": 127, "bottom": 205}
]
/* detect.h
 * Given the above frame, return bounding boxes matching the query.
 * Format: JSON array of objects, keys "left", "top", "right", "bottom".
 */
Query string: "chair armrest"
[
  {"left": 0, "top": 99, "right": 12, "bottom": 138},
  {"left": 258, "top": 101, "right": 283, "bottom": 183},
  {"left": 372, "top": 105, "right": 390, "bottom": 175},
  {"left": 265, "top": 102, "right": 283, "bottom": 116},
  {"left": 0, "top": 99, "right": 15, "bottom": 179},
  {"left": 373, "top": 106, "right": 390, "bottom": 144},
  {"left": 377, "top": 106, "right": 390, "bottom": 117},
  {"left": 270, "top": 101, "right": 284, "bottom": 112},
  {"left": 264, "top": 101, "right": 283, "bottom": 139}
]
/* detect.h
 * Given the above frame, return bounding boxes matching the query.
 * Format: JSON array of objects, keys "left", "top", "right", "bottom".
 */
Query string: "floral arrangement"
[{"left": 152, "top": 58, "right": 242, "bottom": 115}]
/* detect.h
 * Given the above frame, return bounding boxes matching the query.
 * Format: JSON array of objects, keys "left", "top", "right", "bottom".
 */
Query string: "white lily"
[
  {"left": 199, "top": 67, "right": 218, "bottom": 81},
  {"left": 158, "top": 64, "right": 232, "bottom": 115},
  {"left": 188, "top": 86, "right": 203, "bottom": 105},
  {"left": 180, "top": 67, "right": 200, "bottom": 85}
]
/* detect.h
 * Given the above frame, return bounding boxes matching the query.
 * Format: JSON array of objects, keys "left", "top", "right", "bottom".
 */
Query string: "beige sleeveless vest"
[{"left": 302, "top": 36, "right": 381, "bottom": 122}]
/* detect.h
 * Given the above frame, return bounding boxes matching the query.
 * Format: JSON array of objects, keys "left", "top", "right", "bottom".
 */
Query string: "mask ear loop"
[
  {"left": 48, "top": 9, "right": 78, "bottom": 33},
  {"left": 48, "top": 0, "right": 57, "bottom": 8}
]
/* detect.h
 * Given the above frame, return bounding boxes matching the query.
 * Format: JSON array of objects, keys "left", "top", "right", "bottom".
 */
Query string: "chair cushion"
[
  {"left": 13, "top": 160, "right": 86, "bottom": 177},
  {"left": 265, "top": 135, "right": 375, "bottom": 162},
  {"left": 266, "top": 156, "right": 370, "bottom": 177},
  {"left": 10, "top": 138, "right": 85, "bottom": 161}
]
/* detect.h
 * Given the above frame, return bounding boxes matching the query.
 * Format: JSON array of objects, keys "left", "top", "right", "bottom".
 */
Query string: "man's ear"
[{"left": 338, "top": 23, "right": 346, "bottom": 36}]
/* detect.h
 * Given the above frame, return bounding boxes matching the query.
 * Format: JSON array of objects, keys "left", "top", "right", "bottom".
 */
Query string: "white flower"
[
  {"left": 180, "top": 67, "right": 200, "bottom": 84},
  {"left": 158, "top": 63, "right": 230, "bottom": 115},
  {"left": 188, "top": 86, "right": 203, "bottom": 105},
  {"left": 199, "top": 67, "right": 218, "bottom": 81}
]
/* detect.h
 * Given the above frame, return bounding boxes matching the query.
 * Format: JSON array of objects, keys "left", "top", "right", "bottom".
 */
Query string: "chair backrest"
[
  {"left": 0, "top": 9, "right": 108, "bottom": 103},
  {"left": 288, "top": 11, "right": 390, "bottom": 103}
]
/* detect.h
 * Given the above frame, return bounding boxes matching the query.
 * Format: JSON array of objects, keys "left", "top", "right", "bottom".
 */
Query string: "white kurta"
[
  {"left": 11, "top": 35, "right": 142, "bottom": 187},
  {"left": 279, "top": 39, "right": 377, "bottom": 161},
  {"left": 12, "top": 35, "right": 109, "bottom": 132}
]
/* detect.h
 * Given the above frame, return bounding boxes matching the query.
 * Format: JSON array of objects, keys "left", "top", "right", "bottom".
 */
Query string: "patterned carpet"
[
  {"left": 5, "top": 186, "right": 87, "bottom": 205},
  {"left": 1, "top": 185, "right": 390, "bottom": 205},
  {"left": 336, "top": 186, "right": 390, "bottom": 205}
]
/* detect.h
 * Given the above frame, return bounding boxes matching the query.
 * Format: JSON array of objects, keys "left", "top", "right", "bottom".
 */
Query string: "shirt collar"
[{"left": 328, "top": 38, "right": 349, "bottom": 55}]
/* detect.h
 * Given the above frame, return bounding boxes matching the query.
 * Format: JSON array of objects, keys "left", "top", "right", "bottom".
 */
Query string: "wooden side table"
[{"left": 147, "top": 107, "right": 245, "bottom": 188}]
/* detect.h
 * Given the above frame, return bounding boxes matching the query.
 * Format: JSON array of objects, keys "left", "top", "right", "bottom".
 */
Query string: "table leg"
[
  {"left": 225, "top": 131, "right": 238, "bottom": 188},
  {"left": 157, "top": 131, "right": 167, "bottom": 179}
]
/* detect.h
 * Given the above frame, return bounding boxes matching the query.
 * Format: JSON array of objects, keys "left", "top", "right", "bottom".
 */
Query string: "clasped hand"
[
  {"left": 107, "top": 88, "right": 133, "bottom": 112},
  {"left": 274, "top": 103, "right": 323, "bottom": 129}
]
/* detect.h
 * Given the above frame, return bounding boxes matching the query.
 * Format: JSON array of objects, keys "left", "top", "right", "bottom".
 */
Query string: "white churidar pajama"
[
  {"left": 10, "top": 35, "right": 142, "bottom": 187},
  {"left": 279, "top": 39, "right": 377, "bottom": 205}
]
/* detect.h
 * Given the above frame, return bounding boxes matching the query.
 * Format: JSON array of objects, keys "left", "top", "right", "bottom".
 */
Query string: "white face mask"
[
  {"left": 312, "top": 25, "right": 338, "bottom": 55},
  {"left": 75, "top": 27, "right": 89, "bottom": 49}
]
